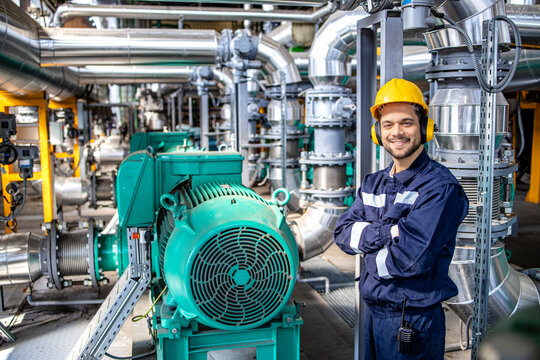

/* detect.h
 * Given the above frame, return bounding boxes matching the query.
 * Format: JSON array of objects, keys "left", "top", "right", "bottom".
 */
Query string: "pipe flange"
[
  {"left": 305, "top": 118, "right": 353, "bottom": 127},
  {"left": 90, "top": 172, "right": 97, "bottom": 209},
  {"left": 441, "top": 162, "right": 517, "bottom": 178},
  {"left": 306, "top": 85, "right": 353, "bottom": 98},
  {"left": 457, "top": 215, "right": 516, "bottom": 239},
  {"left": 300, "top": 187, "right": 355, "bottom": 199},
  {"left": 263, "top": 158, "right": 299, "bottom": 168},
  {"left": 266, "top": 84, "right": 301, "bottom": 99},
  {"left": 259, "top": 132, "right": 308, "bottom": 140},
  {"left": 88, "top": 218, "right": 98, "bottom": 287},
  {"left": 111, "top": 171, "right": 117, "bottom": 208},
  {"left": 300, "top": 151, "right": 354, "bottom": 165},
  {"left": 48, "top": 220, "right": 63, "bottom": 290}
]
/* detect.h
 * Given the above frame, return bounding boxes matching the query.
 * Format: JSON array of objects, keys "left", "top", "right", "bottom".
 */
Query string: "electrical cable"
[
  {"left": 442, "top": 16, "right": 521, "bottom": 94},
  {"left": 104, "top": 348, "right": 156, "bottom": 360},
  {"left": 0, "top": 178, "right": 27, "bottom": 222},
  {"left": 516, "top": 94, "right": 526, "bottom": 158},
  {"left": 54, "top": 152, "right": 83, "bottom": 177},
  {"left": 364, "top": 0, "right": 390, "bottom": 14},
  {"left": 131, "top": 286, "right": 167, "bottom": 323}
]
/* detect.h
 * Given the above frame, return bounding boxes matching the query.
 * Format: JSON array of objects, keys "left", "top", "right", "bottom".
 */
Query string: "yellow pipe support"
[
  {"left": 0, "top": 91, "right": 55, "bottom": 231},
  {"left": 525, "top": 102, "right": 540, "bottom": 204},
  {"left": 49, "top": 98, "right": 81, "bottom": 177}
]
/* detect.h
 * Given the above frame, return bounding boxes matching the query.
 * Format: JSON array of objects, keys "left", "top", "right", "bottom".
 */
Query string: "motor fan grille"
[{"left": 190, "top": 226, "right": 293, "bottom": 328}]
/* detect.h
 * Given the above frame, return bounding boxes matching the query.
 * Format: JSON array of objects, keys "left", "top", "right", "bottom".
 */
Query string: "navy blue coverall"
[{"left": 334, "top": 150, "right": 468, "bottom": 359}]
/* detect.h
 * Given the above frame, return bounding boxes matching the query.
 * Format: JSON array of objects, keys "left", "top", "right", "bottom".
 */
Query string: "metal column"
[
  {"left": 200, "top": 91, "right": 210, "bottom": 150},
  {"left": 356, "top": 10, "right": 404, "bottom": 172},
  {"left": 471, "top": 20, "right": 499, "bottom": 358},
  {"left": 354, "top": 10, "right": 404, "bottom": 360},
  {"left": 234, "top": 81, "right": 250, "bottom": 185}
]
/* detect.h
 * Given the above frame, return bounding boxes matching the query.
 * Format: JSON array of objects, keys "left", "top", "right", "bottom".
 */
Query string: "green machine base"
[{"left": 154, "top": 294, "right": 303, "bottom": 360}]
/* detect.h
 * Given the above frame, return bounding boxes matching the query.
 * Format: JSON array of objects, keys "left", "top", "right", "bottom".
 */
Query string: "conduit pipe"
[
  {"left": 52, "top": 3, "right": 336, "bottom": 25},
  {"left": 0, "top": 0, "right": 82, "bottom": 100}
]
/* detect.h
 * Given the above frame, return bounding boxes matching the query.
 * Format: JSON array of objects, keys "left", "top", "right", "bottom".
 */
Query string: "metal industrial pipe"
[
  {"left": 131, "top": 0, "right": 329, "bottom": 6},
  {"left": 506, "top": 4, "right": 540, "bottom": 46},
  {"left": 75, "top": 66, "right": 195, "bottom": 85},
  {"left": 308, "top": 9, "right": 369, "bottom": 86},
  {"left": 0, "top": 0, "right": 82, "bottom": 100},
  {"left": 256, "top": 35, "right": 302, "bottom": 85},
  {"left": 52, "top": 3, "right": 335, "bottom": 25},
  {"left": 40, "top": 28, "right": 223, "bottom": 67}
]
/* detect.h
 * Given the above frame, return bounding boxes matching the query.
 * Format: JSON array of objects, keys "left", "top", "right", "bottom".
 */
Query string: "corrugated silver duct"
[
  {"left": 256, "top": 34, "right": 302, "bottom": 85},
  {"left": 0, "top": 0, "right": 82, "bottom": 100},
  {"left": 308, "top": 9, "right": 369, "bottom": 86},
  {"left": 447, "top": 243, "right": 540, "bottom": 327},
  {"left": 0, "top": 233, "right": 42, "bottom": 286},
  {"left": 40, "top": 28, "right": 223, "bottom": 67},
  {"left": 53, "top": 3, "right": 335, "bottom": 25},
  {"left": 75, "top": 66, "right": 195, "bottom": 85}
]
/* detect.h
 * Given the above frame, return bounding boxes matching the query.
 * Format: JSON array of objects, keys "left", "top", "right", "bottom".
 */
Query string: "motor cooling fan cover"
[{"left": 163, "top": 195, "right": 298, "bottom": 330}]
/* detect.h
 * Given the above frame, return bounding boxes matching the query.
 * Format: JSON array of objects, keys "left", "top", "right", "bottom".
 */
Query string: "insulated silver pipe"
[
  {"left": 53, "top": 3, "right": 335, "bottom": 25},
  {"left": 0, "top": 0, "right": 82, "bottom": 100},
  {"left": 137, "top": 0, "right": 328, "bottom": 6},
  {"left": 75, "top": 66, "right": 195, "bottom": 85},
  {"left": 257, "top": 34, "right": 302, "bottom": 85},
  {"left": 40, "top": 28, "right": 223, "bottom": 67},
  {"left": 0, "top": 233, "right": 42, "bottom": 286},
  {"left": 507, "top": 4, "right": 540, "bottom": 46},
  {"left": 446, "top": 242, "right": 540, "bottom": 328},
  {"left": 213, "top": 68, "right": 234, "bottom": 95},
  {"left": 290, "top": 202, "right": 348, "bottom": 261},
  {"left": 308, "top": 9, "right": 369, "bottom": 86}
]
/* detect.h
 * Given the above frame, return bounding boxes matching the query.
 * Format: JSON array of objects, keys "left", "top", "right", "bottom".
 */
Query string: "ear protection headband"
[{"left": 371, "top": 113, "right": 434, "bottom": 146}]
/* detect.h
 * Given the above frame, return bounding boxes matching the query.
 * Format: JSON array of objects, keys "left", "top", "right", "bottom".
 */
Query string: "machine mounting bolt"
[{"left": 172, "top": 328, "right": 178, "bottom": 334}]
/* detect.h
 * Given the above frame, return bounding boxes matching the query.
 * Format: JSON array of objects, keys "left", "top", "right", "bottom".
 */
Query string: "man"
[{"left": 334, "top": 78, "right": 468, "bottom": 359}]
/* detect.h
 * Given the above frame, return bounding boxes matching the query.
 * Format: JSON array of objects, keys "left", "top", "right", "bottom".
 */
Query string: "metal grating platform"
[{"left": 300, "top": 256, "right": 356, "bottom": 328}]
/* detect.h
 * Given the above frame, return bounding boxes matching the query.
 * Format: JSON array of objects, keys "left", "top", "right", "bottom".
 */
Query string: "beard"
[{"left": 382, "top": 135, "right": 422, "bottom": 160}]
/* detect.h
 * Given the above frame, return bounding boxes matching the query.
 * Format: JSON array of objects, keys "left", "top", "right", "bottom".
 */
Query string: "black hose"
[
  {"left": 443, "top": 16, "right": 521, "bottom": 94},
  {"left": 105, "top": 347, "right": 156, "bottom": 360},
  {"left": 0, "top": 178, "right": 27, "bottom": 222}
]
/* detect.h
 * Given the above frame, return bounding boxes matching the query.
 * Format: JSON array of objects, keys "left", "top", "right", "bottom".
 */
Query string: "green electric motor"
[{"left": 157, "top": 183, "right": 297, "bottom": 331}]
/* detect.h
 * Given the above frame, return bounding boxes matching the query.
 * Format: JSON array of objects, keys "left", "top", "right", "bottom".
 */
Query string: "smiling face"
[{"left": 379, "top": 102, "right": 423, "bottom": 161}]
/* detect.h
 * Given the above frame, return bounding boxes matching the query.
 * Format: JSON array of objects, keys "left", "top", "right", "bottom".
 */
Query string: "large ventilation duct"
[
  {"left": 53, "top": 3, "right": 335, "bottom": 25},
  {"left": 0, "top": 0, "right": 82, "bottom": 100},
  {"left": 40, "top": 28, "right": 223, "bottom": 67}
]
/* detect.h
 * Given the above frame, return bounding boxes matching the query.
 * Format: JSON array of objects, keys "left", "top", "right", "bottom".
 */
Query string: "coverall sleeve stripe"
[
  {"left": 362, "top": 192, "right": 386, "bottom": 208},
  {"left": 350, "top": 222, "right": 370, "bottom": 253},
  {"left": 376, "top": 246, "right": 393, "bottom": 279},
  {"left": 394, "top": 191, "right": 419, "bottom": 205}
]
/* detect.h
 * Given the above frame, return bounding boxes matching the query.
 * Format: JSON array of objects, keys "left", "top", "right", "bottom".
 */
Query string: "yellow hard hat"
[{"left": 370, "top": 78, "right": 429, "bottom": 119}]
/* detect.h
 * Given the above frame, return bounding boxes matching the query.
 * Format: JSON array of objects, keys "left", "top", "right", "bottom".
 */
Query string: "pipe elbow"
[
  {"left": 308, "top": 9, "right": 368, "bottom": 86},
  {"left": 256, "top": 34, "right": 301, "bottom": 86},
  {"left": 289, "top": 202, "right": 348, "bottom": 261}
]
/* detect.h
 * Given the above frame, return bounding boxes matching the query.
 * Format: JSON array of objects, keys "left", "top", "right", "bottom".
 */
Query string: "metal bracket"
[
  {"left": 68, "top": 227, "right": 152, "bottom": 360},
  {"left": 471, "top": 19, "right": 499, "bottom": 359}
]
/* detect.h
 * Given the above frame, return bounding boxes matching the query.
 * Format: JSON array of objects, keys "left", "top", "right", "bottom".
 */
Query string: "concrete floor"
[{"left": 0, "top": 184, "right": 538, "bottom": 359}]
